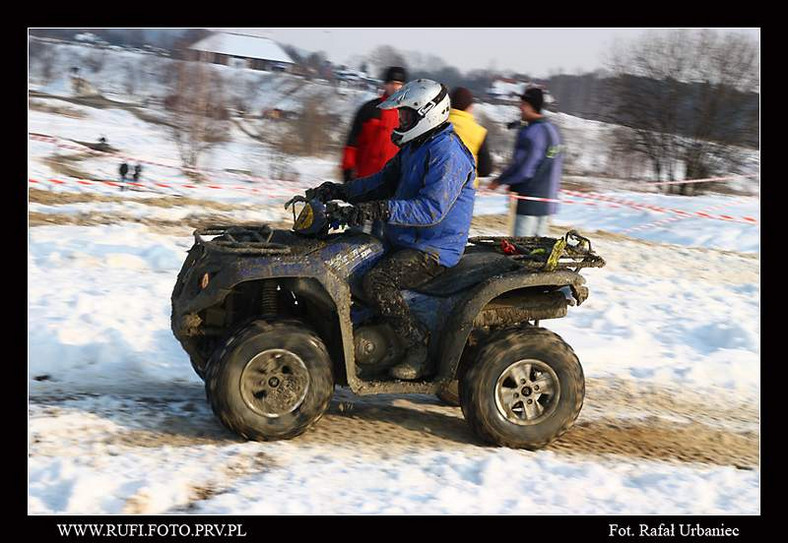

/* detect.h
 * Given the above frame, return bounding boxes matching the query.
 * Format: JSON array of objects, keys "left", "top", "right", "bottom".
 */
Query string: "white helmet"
[{"left": 379, "top": 79, "right": 450, "bottom": 146}]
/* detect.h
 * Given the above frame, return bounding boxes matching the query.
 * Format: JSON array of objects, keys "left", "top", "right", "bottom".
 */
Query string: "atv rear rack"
[
  {"left": 468, "top": 230, "right": 606, "bottom": 272},
  {"left": 194, "top": 224, "right": 292, "bottom": 255}
]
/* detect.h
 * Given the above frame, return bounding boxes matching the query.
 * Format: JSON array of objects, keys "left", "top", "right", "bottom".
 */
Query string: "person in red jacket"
[{"left": 341, "top": 66, "right": 407, "bottom": 183}]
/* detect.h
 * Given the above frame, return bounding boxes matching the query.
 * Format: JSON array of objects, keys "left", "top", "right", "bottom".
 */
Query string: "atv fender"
[{"left": 436, "top": 270, "right": 587, "bottom": 381}]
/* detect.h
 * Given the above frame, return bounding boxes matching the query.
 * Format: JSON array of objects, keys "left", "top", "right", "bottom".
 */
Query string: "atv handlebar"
[
  {"left": 324, "top": 201, "right": 354, "bottom": 228},
  {"left": 283, "top": 194, "right": 309, "bottom": 210}
]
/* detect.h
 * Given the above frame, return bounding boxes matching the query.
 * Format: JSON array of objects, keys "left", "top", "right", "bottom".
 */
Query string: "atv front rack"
[
  {"left": 468, "top": 230, "right": 606, "bottom": 272},
  {"left": 194, "top": 224, "right": 292, "bottom": 255}
]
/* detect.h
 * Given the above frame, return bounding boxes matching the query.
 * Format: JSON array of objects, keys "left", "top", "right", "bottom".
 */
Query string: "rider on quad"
[{"left": 305, "top": 79, "right": 476, "bottom": 380}]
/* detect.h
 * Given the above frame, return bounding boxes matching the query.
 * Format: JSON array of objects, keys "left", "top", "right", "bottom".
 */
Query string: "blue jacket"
[
  {"left": 498, "top": 118, "right": 563, "bottom": 216},
  {"left": 345, "top": 123, "right": 477, "bottom": 267}
]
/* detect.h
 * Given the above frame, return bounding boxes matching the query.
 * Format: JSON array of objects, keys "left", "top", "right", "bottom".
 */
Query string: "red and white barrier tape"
[
  {"left": 621, "top": 197, "right": 753, "bottom": 234},
  {"left": 477, "top": 188, "right": 625, "bottom": 207},
  {"left": 31, "top": 176, "right": 757, "bottom": 225},
  {"left": 30, "top": 132, "right": 757, "bottom": 225},
  {"left": 558, "top": 189, "right": 757, "bottom": 225},
  {"left": 475, "top": 187, "right": 757, "bottom": 225}
]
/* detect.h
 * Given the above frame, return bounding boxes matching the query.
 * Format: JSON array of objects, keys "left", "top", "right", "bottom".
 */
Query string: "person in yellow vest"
[{"left": 448, "top": 87, "right": 493, "bottom": 187}]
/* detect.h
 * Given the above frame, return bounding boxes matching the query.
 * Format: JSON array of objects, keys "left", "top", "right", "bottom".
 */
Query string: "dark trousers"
[{"left": 362, "top": 249, "right": 446, "bottom": 347}]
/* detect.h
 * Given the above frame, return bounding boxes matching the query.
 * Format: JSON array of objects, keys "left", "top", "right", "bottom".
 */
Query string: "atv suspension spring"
[{"left": 261, "top": 281, "right": 278, "bottom": 317}]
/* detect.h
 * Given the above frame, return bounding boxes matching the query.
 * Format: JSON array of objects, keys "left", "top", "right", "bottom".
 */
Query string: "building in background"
[{"left": 188, "top": 32, "right": 294, "bottom": 72}]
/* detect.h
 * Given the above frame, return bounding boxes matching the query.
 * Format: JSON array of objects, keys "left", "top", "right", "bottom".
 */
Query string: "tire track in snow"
[{"left": 30, "top": 377, "right": 758, "bottom": 469}]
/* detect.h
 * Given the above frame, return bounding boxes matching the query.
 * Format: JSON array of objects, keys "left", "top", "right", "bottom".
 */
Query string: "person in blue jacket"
[
  {"left": 306, "top": 79, "right": 476, "bottom": 380},
  {"left": 489, "top": 87, "right": 563, "bottom": 237}
]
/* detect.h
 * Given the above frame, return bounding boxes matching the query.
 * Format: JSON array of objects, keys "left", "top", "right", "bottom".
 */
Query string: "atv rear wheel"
[
  {"left": 460, "top": 326, "right": 584, "bottom": 450},
  {"left": 205, "top": 320, "right": 334, "bottom": 441}
]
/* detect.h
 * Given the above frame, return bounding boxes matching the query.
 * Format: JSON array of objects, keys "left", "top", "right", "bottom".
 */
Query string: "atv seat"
[{"left": 412, "top": 248, "right": 522, "bottom": 297}]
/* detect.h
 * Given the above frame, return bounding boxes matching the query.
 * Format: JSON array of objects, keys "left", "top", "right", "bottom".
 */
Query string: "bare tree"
[
  {"left": 403, "top": 51, "right": 447, "bottom": 73},
  {"left": 608, "top": 29, "right": 758, "bottom": 194},
  {"left": 305, "top": 51, "right": 328, "bottom": 72},
  {"left": 680, "top": 31, "right": 759, "bottom": 194},
  {"left": 233, "top": 76, "right": 262, "bottom": 115},
  {"left": 276, "top": 94, "right": 336, "bottom": 158},
  {"left": 166, "top": 60, "right": 230, "bottom": 180},
  {"left": 30, "top": 41, "right": 59, "bottom": 84},
  {"left": 154, "top": 56, "right": 177, "bottom": 88},
  {"left": 84, "top": 49, "right": 107, "bottom": 74},
  {"left": 607, "top": 125, "right": 652, "bottom": 180},
  {"left": 367, "top": 45, "right": 408, "bottom": 77},
  {"left": 124, "top": 61, "right": 138, "bottom": 96}
]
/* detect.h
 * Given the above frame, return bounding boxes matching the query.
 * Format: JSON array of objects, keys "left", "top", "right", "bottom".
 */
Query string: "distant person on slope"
[
  {"left": 119, "top": 162, "right": 129, "bottom": 192},
  {"left": 489, "top": 87, "right": 563, "bottom": 237},
  {"left": 448, "top": 87, "right": 493, "bottom": 187},
  {"left": 133, "top": 164, "right": 142, "bottom": 184}
]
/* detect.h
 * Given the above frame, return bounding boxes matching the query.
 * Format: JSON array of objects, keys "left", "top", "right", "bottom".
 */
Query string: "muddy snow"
[{"left": 28, "top": 191, "right": 760, "bottom": 515}]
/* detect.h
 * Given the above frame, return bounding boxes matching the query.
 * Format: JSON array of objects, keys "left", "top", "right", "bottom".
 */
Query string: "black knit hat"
[
  {"left": 521, "top": 87, "right": 544, "bottom": 113},
  {"left": 450, "top": 87, "right": 474, "bottom": 111},
  {"left": 383, "top": 66, "right": 407, "bottom": 83}
]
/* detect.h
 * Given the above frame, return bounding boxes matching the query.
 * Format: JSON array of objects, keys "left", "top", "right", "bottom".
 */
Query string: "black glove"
[
  {"left": 333, "top": 201, "right": 390, "bottom": 227},
  {"left": 305, "top": 181, "right": 348, "bottom": 203},
  {"left": 342, "top": 169, "right": 355, "bottom": 183}
]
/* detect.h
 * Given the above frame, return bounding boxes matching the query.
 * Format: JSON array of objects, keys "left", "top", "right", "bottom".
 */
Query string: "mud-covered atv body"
[{"left": 171, "top": 202, "right": 604, "bottom": 449}]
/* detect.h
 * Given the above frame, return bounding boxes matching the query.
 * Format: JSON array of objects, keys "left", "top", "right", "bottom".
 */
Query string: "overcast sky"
[{"left": 219, "top": 27, "right": 760, "bottom": 78}]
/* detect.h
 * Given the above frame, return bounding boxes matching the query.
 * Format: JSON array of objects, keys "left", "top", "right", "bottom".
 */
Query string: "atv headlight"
[
  {"left": 294, "top": 202, "right": 315, "bottom": 231},
  {"left": 292, "top": 199, "right": 329, "bottom": 237}
]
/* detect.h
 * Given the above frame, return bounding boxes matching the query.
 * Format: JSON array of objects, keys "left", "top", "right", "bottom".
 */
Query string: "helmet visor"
[{"left": 397, "top": 107, "right": 419, "bottom": 133}]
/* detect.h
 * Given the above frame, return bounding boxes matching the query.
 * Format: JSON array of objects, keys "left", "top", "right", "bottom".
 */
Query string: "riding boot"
[
  {"left": 390, "top": 344, "right": 429, "bottom": 380},
  {"left": 389, "top": 326, "right": 430, "bottom": 380},
  {"left": 361, "top": 248, "right": 445, "bottom": 381}
]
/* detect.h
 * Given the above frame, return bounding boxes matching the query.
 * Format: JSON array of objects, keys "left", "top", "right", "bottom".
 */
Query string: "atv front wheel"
[
  {"left": 205, "top": 320, "right": 334, "bottom": 441},
  {"left": 460, "top": 327, "right": 584, "bottom": 450}
]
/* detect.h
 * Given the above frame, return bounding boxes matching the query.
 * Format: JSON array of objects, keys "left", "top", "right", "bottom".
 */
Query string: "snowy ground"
[
  {"left": 28, "top": 55, "right": 760, "bottom": 516},
  {"left": 27, "top": 191, "right": 760, "bottom": 515}
]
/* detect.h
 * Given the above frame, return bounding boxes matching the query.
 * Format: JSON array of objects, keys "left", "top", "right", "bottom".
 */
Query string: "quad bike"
[{"left": 170, "top": 196, "right": 605, "bottom": 450}]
